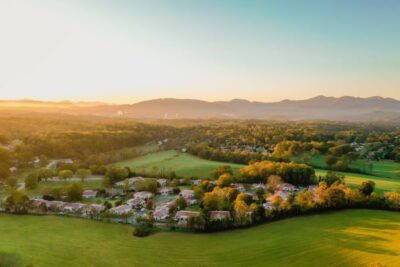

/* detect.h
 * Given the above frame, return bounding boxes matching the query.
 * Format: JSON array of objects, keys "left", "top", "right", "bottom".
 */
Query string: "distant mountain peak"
[
  {"left": 0, "top": 96, "right": 399, "bottom": 122},
  {"left": 229, "top": 99, "right": 251, "bottom": 103}
]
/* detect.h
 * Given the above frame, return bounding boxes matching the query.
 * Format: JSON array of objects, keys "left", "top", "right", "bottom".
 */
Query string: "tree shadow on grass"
[
  {"left": 323, "top": 217, "right": 400, "bottom": 257},
  {"left": 0, "top": 252, "right": 23, "bottom": 267}
]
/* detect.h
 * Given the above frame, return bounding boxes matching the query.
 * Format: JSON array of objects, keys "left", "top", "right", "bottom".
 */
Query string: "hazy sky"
[{"left": 0, "top": 0, "right": 399, "bottom": 103}]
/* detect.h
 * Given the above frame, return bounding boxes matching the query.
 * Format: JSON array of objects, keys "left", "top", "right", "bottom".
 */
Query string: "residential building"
[
  {"left": 175, "top": 210, "right": 200, "bottom": 224},
  {"left": 110, "top": 204, "right": 133, "bottom": 215},
  {"left": 209, "top": 211, "right": 232, "bottom": 221},
  {"left": 63, "top": 203, "right": 84, "bottom": 213},
  {"left": 83, "top": 190, "right": 98, "bottom": 199},
  {"left": 158, "top": 187, "right": 173, "bottom": 195}
]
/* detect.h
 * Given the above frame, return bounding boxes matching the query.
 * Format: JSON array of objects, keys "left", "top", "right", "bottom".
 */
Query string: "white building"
[{"left": 110, "top": 204, "right": 133, "bottom": 215}]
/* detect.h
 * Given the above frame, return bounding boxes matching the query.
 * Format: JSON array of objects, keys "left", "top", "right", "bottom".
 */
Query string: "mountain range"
[{"left": 1, "top": 96, "right": 400, "bottom": 122}]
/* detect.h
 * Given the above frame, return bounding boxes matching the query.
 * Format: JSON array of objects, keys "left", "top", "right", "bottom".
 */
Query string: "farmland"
[{"left": 1, "top": 210, "right": 399, "bottom": 267}]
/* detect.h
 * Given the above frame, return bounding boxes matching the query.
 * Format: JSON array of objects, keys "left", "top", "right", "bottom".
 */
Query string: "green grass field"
[
  {"left": 0, "top": 210, "right": 399, "bottom": 267},
  {"left": 114, "top": 150, "right": 244, "bottom": 178},
  {"left": 316, "top": 169, "right": 400, "bottom": 194},
  {"left": 294, "top": 155, "right": 400, "bottom": 179}
]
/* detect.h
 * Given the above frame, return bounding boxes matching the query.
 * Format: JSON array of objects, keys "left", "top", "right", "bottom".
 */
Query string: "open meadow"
[
  {"left": 114, "top": 150, "right": 244, "bottom": 178},
  {"left": 293, "top": 155, "right": 400, "bottom": 179},
  {"left": 0, "top": 210, "right": 399, "bottom": 267}
]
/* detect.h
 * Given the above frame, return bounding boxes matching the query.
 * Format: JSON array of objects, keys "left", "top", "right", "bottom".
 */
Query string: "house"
[
  {"left": 82, "top": 204, "right": 105, "bottom": 216},
  {"left": 63, "top": 203, "right": 84, "bottom": 213},
  {"left": 134, "top": 191, "right": 153, "bottom": 201},
  {"left": 209, "top": 211, "right": 232, "bottom": 221},
  {"left": 89, "top": 204, "right": 105, "bottom": 213},
  {"left": 115, "top": 176, "right": 144, "bottom": 187},
  {"left": 193, "top": 179, "right": 202, "bottom": 186},
  {"left": 180, "top": 190, "right": 194, "bottom": 199},
  {"left": 115, "top": 181, "right": 126, "bottom": 187},
  {"left": 62, "top": 158, "right": 74, "bottom": 164},
  {"left": 157, "top": 178, "right": 168, "bottom": 187},
  {"left": 132, "top": 176, "right": 145, "bottom": 182},
  {"left": 33, "top": 156, "right": 41, "bottom": 165},
  {"left": 28, "top": 199, "right": 64, "bottom": 212},
  {"left": 105, "top": 188, "right": 124, "bottom": 197},
  {"left": 29, "top": 199, "right": 49, "bottom": 211},
  {"left": 153, "top": 202, "right": 175, "bottom": 221},
  {"left": 252, "top": 183, "right": 268, "bottom": 191},
  {"left": 278, "top": 183, "right": 296, "bottom": 192},
  {"left": 231, "top": 183, "right": 246, "bottom": 192},
  {"left": 175, "top": 210, "right": 200, "bottom": 224},
  {"left": 158, "top": 187, "right": 173, "bottom": 195},
  {"left": 125, "top": 192, "right": 153, "bottom": 210},
  {"left": 127, "top": 198, "right": 145, "bottom": 209},
  {"left": 110, "top": 204, "right": 133, "bottom": 215},
  {"left": 179, "top": 190, "right": 197, "bottom": 205},
  {"left": 154, "top": 207, "right": 170, "bottom": 221},
  {"left": 9, "top": 167, "right": 17, "bottom": 173},
  {"left": 46, "top": 201, "right": 65, "bottom": 212},
  {"left": 263, "top": 202, "right": 274, "bottom": 210},
  {"left": 82, "top": 190, "right": 98, "bottom": 199}
]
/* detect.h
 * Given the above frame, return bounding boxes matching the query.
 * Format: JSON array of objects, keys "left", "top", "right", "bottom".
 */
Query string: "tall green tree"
[
  {"left": 25, "top": 172, "right": 39, "bottom": 190},
  {"left": 67, "top": 183, "right": 83, "bottom": 201},
  {"left": 358, "top": 180, "right": 375, "bottom": 196},
  {"left": 58, "top": 170, "right": 73, "bottom": 181},
  {"left": 76, "top": 169, "right": 91, "bottom": 183}
]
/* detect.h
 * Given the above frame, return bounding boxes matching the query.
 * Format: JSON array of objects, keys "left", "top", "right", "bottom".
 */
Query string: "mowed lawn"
[
  {"left": 0, "top": 210, "right": 399, "bottom": 267},
  {"left": 294, "top": 155, "right": 400, "bottom": 179},
  {"left": 114, "top": 150, "right": 245, "bottom": 178},
  {"left": 316, "top": 169, "right": 400, "bottom": 194}
]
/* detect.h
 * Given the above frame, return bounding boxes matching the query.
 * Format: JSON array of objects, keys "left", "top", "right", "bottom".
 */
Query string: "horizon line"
[{"left": 0, "top": 94, "right": 399, "bottom": 106}]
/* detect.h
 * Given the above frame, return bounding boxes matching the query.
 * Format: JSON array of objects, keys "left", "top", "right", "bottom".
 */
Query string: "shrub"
[{"left": 133, "top": 226, "right": 153, "bottom": 237}]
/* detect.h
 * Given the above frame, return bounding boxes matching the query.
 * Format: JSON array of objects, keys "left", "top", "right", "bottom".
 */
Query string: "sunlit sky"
[{"left": 0, "top": 0, "right": 399, "bottom": 103}]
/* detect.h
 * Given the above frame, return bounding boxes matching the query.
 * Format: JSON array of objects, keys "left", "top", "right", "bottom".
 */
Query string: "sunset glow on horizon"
[{"left": 0, "top": 0, "right": 399, "bottom": 103}]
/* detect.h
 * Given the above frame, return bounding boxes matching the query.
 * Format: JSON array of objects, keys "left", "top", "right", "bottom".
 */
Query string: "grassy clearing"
[
  {"left": 0, "top": 210, "right": 399, "bottom": 267},
  {"left": 294, "top": 155, "right": 400, "bottom": 179},
  {"left": 114, "top": 150, "right": 244, "bottom": 179}
]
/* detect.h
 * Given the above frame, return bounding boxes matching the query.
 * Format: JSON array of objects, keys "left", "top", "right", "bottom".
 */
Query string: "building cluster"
[
  {"left": 29, "top": 199, "right": 105, "bottom": 217},
  {"left": 15, "top": 173, "right": 324, "bottom": 228}
]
